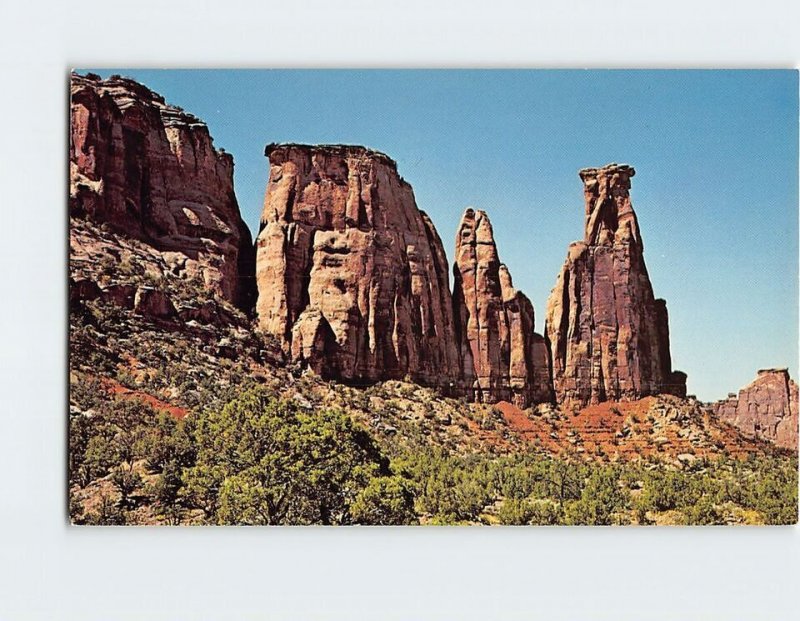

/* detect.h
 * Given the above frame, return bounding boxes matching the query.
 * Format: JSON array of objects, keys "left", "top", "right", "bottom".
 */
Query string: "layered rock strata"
[
  {"left": 69, "top": 72, "right": 254, "bottom": 309},
  {"left": 255, "top": 144, "right": 461, "bottom": 389},
  {"left": 452, "top": 209, "right": 552, "bottom": 407},
  {"left": 545, "top": 164, "right": 686, "bottom": 406},
  {"left": 713, "top": 369, "right": 798, "bottom": 451}
]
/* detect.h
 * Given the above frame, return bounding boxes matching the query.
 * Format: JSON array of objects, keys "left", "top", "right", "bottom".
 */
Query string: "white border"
[{"left": 0, "top": 1, "right": 798, "bottom": 619}]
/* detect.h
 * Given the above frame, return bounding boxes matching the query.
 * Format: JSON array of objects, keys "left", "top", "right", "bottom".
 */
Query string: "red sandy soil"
[
  {"left": 103, "top": 378, "right": 188, "bottom": 420},
  {"left": 492, "top": 401, "right": 562, "bottom": 453},
  {"left": 494, "top": 397, "right": 768, "bottom": 460}
]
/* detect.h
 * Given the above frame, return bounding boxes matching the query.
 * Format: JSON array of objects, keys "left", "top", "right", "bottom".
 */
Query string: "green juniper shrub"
[
  {"left": 151, "top": 460, "right": 186, "bottom": 524},
  {"left": 111, "top": 467, "right": 142, "bottom": 508},
  {"left": 562, "top": 466, "right": 626, "bottom": 526},
  {"left": 350, "top": 475, "right": 417, "bottom": 525},
  {"left": 182, "top": 387, "right": 413, "bottom": 525},
  {"left": 144, "top": 413, "right": 195, "bottom": 473},
  {"left": 497, "top": 498, "right": 535, "bottom": 525},
  {"left": 682, "top": 494, "right": 723, "bottom": 525},
  {"left": 527, "top": 499, "right": 563, "bottom": 525}
]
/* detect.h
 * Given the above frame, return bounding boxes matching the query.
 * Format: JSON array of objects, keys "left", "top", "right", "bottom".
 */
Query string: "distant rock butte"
[
  {"left": 544, "top": 163, "right": 686, "bottom": 407},
  {"left": 69, "top": 72, "right": 255, "bottom": 309},
  {"left": 713, "top": 369, "right": 798, "bottom": 450},
  {"left": 255, "top": 144, "right": 461, "bottom": 389},
  {"left": 453, "top": 208, "right": 552, "bottom": 407}
]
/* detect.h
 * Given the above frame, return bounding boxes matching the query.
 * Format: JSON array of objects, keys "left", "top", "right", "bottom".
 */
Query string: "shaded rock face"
[
  {"left": 545, "top": 164, "right": 685, "bottom": 407},
  {"left": 133, "top": 287, "right": 176, "bottom": 319},
  {"left": 255, "top": 144, "right": 460, "bottom": 389},
  {"left": 713, "top": 369, "right": 798, "bottom": 451},
  {"left": 69, "top": 72, "right": 255, "bottom": 309},
  {"left": 452, "top": 209, "right": 552, "bottom": 407}
]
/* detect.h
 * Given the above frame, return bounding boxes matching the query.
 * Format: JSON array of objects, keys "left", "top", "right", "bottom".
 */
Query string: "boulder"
[
  {"left": 69, "top": 278, "right": 101, "bottom": 305},
  {"left": 133, "top": 287, "right": 176, "bottom": 319},
  {"left": 100, "top": 283, "right": 137, "bottom": 309}
]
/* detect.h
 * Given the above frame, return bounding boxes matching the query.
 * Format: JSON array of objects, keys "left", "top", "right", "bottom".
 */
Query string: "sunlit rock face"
[
  {"left": 255, "top": 143, "right": 461, "bottom": 389},
  {"left": 452, "top": 208, "right": 552, "bottom": 408},
  {"left": 69, "top": 72, "right": 255, "bottom": 309},
  {"left": 545, "top": 163, "right": 686, "bottom": 407},
  {"left": 714, "top": 369, "right": 798, "bottom": 451}
]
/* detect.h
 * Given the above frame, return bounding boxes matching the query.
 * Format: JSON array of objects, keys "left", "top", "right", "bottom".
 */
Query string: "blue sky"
[{"left": 82, "top": 69, "right": 798, "bottom": 401}]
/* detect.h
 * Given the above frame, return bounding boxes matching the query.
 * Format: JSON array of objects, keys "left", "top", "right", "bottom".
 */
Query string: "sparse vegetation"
[
  {"left": 68, "top": 244, "right": 798, "bottom": 527},
  {"left": 70, "top": 366, "right": 799, "bottom": 526}
]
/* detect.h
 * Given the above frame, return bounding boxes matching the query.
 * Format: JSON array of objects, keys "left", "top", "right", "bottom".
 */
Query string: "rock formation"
[
  {"left": 544, "top": 164, "right": 686, "bottom": 407},
  {"left": 68, "top": 72, "right": 696, "bottom": 412},
  {"left": 713, "top": 369, "right": 798, "bottom": 450},
  {"left": 255, "top": 144, "right": 461, "bottom": 389},
  {"left": 69, "top": 72, "right": 255, "bottom": 309},
  {"left": 452, "top": 209, "right": 552, "bottom": 407}
]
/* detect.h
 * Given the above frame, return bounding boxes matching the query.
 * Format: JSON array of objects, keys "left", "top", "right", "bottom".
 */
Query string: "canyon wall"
[
  {"left": 69, "top": 72, "right": 254, "bottom": 309},
  {"left": 544, "top": 164, "right": 686, "bottom": 407},
  {"left": 713, "top": 369, "right": 798, "bottom": 450},
  {"left": 452, "top": 209, "right": 552, "bottom": 407},
  {"left": 255, "top": 144, "right": 461, "bottom": 389}
]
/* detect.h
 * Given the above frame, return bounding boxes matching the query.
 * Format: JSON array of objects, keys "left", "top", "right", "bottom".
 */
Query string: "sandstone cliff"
[
  {"left": 255, "top": 144, "right": 461, "bottom": 389},
  {"left": 69, "top": 72, "right": 255, "bottom": 309},
  {"left": 544, "top": 164, "right": 686, "bottom": 406},
  {"left": 713, "top": 369, "right": 798, "bottom": 450},
  {"left": 69, "top": 73, "right": 702, "bottom": 412},
  {"left": 452, "top": 208, "right": 552, "bottom": 407}
]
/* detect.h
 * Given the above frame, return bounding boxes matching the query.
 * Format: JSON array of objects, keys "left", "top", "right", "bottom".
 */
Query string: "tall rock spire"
[
  {"left": 452, "top": 208, "right": 552, "bottom": 407},
  {"left": 545, "top": 164, "right": 686, "bottom": 406},
  {"left": 255, "top": 143, "right": 461, "bottom": 389}
]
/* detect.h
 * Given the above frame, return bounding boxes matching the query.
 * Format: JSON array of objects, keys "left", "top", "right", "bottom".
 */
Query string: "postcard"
[{"left": 68, "top": 69, "right": 798, "bottom": 525}]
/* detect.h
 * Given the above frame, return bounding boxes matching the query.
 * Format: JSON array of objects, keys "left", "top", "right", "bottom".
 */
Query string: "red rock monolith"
[
  {"left": 255, "top": 144, "right": 461, "bottom": 389},
  {"left": 452, "top": 208, "right": 552, "bottom": 407},
  {"left": 544, "top": 164, "right": 686, "bottom": 406}
]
